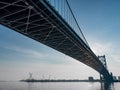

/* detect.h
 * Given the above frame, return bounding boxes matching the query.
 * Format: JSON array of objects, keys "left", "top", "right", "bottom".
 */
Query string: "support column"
[
  {"left": 98, "top": 55, "right": 113, "bottom": 83},
  {"left": 100, "top": 74, "right": 103, "bottom": 82}
]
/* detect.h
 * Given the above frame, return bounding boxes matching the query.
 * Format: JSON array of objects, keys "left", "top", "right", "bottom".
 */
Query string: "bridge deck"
[{"left": 0, "top": 0, "right": 111, "bottom": 79}]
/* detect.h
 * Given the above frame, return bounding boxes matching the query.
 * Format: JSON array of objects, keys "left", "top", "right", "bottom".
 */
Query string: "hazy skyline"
[{"left": 0, "top": 0, "right": 120, "bottom": 81}]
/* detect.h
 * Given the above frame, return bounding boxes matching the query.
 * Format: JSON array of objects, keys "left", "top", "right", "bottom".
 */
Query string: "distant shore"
[{"left": 20, "top": 79, "right": 120, "bottom": 82}]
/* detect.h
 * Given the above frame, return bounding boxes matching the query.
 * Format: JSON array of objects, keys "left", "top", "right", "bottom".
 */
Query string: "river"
[{"left": 0, "top": 82, "right": 120, "bottom": 90}]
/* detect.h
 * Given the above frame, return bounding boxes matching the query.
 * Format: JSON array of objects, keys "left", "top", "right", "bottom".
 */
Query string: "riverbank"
[{"left": 20, "top": 79, "right": 120, "bottom": 82}]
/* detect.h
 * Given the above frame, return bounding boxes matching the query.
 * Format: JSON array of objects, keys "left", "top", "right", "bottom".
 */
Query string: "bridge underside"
[{"left": 0, "top": 0, "right": 111, "bottom": 80}]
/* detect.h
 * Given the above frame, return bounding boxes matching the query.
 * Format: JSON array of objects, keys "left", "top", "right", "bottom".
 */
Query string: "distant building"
[
  {"left": 88, "top": 77, "right": 94, "bottom": 81},
  {"left": 113, "top": 76, "right": 117, "bottom": 80},
  {"left": 118, "top": 76, "right": 120, "bottom": 80}
]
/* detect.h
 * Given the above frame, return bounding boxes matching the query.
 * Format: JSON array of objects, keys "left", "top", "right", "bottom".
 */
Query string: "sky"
[{"left": 0, "top": 0, "right": 120, "bottom": 81}]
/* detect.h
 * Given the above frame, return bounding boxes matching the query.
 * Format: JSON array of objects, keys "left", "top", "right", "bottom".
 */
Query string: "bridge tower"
[
  {"left": 98, "top": 55, "right": 113, "bottom": 82},
  {"left": 98, "top": 55, "right": 107, "bottom": 69}
]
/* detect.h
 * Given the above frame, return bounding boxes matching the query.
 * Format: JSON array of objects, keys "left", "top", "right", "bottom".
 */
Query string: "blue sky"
[{"left": 0, "top": 0, "right": 120, "bottom": 80}]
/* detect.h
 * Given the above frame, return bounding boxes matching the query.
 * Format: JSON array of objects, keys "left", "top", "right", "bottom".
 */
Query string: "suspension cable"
[{"left": 65, "top": 0, "right": 89, "bottom": 47}]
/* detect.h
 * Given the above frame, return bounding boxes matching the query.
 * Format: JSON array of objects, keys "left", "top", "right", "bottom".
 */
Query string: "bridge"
[{"left": 0, "top": 0, "right": 113, "bottom": 82}]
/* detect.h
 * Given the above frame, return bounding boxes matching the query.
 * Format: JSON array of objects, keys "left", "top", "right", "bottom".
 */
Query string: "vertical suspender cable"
[
  {"left": 58, "top": 0, "right": 59, "bottom": 13},
  {"left": 53, "top": 0, "right": 55, "bottom": 7},
  {"left": 63, "top": 1, "right": 65, "bottom": 19}
]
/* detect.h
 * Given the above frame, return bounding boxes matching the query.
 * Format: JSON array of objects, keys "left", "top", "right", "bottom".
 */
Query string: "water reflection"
[
  {"left": 100, "top": 82, "right": 115, "bottom": 90},
  {"left": 27, "top": 82, "right": 33, "bottom": 90},
  {"left": 23, "top": 82, "right": 118, "bottom": 90}
]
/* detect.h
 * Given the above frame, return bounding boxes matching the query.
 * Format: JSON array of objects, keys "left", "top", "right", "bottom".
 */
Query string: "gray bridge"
[{"left": 0, "top": 0, "right": 113, "bottom": 82}]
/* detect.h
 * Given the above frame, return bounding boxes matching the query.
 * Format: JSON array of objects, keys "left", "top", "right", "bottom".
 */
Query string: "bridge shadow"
[{"left": 100, "top": 82, "right": 115, "bottom": 90}]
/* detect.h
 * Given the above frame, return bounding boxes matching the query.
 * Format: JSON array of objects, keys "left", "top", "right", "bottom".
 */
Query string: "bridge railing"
[{"left": 45, "top": 0, "right": 89, "bottom": 46}]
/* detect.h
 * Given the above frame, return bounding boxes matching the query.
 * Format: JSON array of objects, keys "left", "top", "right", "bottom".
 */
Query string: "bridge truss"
[{"left": 0, "top": 0, "right": 113, "bottom": 82}]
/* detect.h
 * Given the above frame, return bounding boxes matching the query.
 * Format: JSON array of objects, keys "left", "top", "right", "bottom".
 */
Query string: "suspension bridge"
[{"left": 0, "top": 0, "right": 113, "bottom": 82}]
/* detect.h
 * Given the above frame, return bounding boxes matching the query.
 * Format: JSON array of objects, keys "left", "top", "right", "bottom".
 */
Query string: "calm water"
[{"left": 0, "top": 82, "right": 120, "bottom": 90}]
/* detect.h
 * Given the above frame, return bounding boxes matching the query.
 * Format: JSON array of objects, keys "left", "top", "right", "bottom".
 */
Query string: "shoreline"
[{"left": 20, "top": 79, "right": 120, "bottom": 83}]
